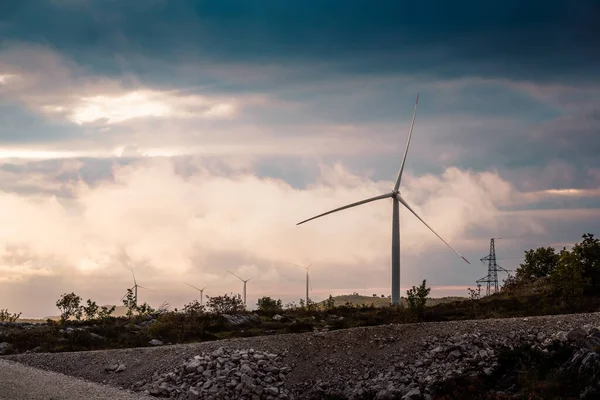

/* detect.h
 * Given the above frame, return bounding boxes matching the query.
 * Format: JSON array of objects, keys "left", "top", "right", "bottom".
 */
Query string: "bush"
[
  {"left": 406, "top": 280, "right": 430, "bottom": 321},
  {"left": 148, "top": 312, "right": 221, "bottom": 343},
  {"left": 183, "top": 300, "right": 206, "bottom": 314},
  {"left": 0, "top": 309, "right": 21, "bottom": 322},
  {"left": 256, "top": 296, "right": 283, "bottom": 313},
  {"left": 206, "top": 293, "right": 245, "bottom": 314},
  {"left": 82, "top": 300, "right": 98, "bottom": 320},
  {"left": 56, "top": 292, "right": 83, "bottom": 323}
]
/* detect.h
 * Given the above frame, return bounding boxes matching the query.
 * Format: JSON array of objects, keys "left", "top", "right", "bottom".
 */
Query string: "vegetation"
[
  {"left": 0, "top": 309, "right": 21, "bottom": 323},
  {"left": 256, "top": 296, "right": 283, "bottom": 313},
  {"left": 406, "top": 279, "right": 431, "bottom": 321},
  {"left": 3, "top": 232, "right": 600, "bottom": 362},
  {"left": 55, "top": 292, "right": 83, "bottom": 323},
  {"left": 206, "top": 293, "right": 245, "bottom": 314}
]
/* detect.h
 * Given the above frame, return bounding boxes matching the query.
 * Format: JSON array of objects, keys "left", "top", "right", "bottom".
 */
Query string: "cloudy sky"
[{"left": 1, "top": 1, "right": 599, "bottom": 317}]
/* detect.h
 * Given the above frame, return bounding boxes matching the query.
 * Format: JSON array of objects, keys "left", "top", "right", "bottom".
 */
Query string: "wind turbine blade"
[
  {"left": 228, "top": 270, "right": 244, "bottom": 281},
  {"left": 393, "top": 93, "right": 419, "bottom": 192},
  {"left": 186, "top": 283, "right": 201, "bottom": 291},
  {"left": 297, "top": 192, "right": 394, "bottom": 225},
  {"left": 130, "top": 267, "right": 137, "bottom": 286},
  {"left": 397, "top": 195, "right": 470, "bottom": 264},
  {"left": 201, "top": 286, "right": 207, "bottom": 291},
  {"left": 285, "top": 262, "right": 306, "bottom": 271}
]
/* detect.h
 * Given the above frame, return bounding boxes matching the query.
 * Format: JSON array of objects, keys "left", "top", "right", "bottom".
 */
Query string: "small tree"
[
  {"left": 98, "top": 305, "right": 116, "bottom": 320},
  {"left": 122, "top": 288, "right": 137, "bottom": 318},
  {"left": 183, "top": 300, "right": 205, "bottom": 314},
  {"left": 56, "top": 292, "right": 83, "bottom": 323},
  {"left": 284, "top": 301, "right": 297, "bottom": 310},
  {"left": 0, "top": 309, "right": 21, "bottom": 322},
  {"left": 82, "top": 299, "right": 99, "bottom": 320},
  {"left": 516, "top": 247, "right": 559, "bottom": 282},
  {"left": 325, "top": 295, "right": 336, "bottom": 310},
  {"left": 406, "top": 280, "right": 430, "bottom": 321},
  {"left": 573, "top": 233, "right": 600, "bottom": 291},
  {"left": 137, "top": 302, "right": 155, "bottom": 317},
  {"left": 552, "top": 250, "right": 585, "bottom": 307},
  {"left": 256, "top": 296, "right": 283, "bottom": 312},
  {"left": 467, "top": 286, "right": 481, "bottom": 318},
  {"left": 206, "top": 293, "right": 245, "bottom": 314}
]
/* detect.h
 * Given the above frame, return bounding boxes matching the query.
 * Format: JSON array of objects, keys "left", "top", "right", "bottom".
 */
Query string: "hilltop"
[
  {"left": 319, "top": 294, "right": 465, "bottom": 308},
  {"left": 17, "top": 306, "right": 131, "bottom": 324}
]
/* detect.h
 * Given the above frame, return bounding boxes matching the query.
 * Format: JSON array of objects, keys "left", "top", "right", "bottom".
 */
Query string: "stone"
[
  {"left": 188, "top": 388, "right": 200, "bottom": 400},
  {"left": 0, "top": 342, "right": 11, "bottom": 355},
  {"left": 567, "top": 328, "right": 587, "bottom": 342},
  {"left": 149, "top": 339, "right": 164, "bottom": 346},
  {"left": 403, "top": 388, "right": 421, "bottom": 399},
  {"left": 105, "top": 363, "right": 119, "bottom": 372},
  {"left": 89, "top": 333, "right": 105, "bottom": 340}
]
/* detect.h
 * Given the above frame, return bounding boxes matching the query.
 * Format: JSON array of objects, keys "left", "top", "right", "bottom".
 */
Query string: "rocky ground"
[{"left": 4, "top": 312, "right": 600, "bottom": 399}]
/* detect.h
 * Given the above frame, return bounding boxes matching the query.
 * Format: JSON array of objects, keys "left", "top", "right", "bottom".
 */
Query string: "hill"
[
  {"left": 318, "top": 294, "right": 465, "bottom": 308},
  {"left": 15, "top": 306, "right": 132, "bottom": 324}
]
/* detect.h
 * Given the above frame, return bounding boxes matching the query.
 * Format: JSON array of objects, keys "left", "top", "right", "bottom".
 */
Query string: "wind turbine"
[
  {"left": 122, "top": 264, "right": 149, "bottom": 307},
  {"left": 228, "top": 270, "right": 252, "bottom": 306},
  {"left": 185, "top": 283, "right": 207, "bottom": 306},
  {"left": 296, "top": 94, "right": 470, "bottom": 305},
  {"left": 287, "top": 263, "right": 312, "bottom": 306}
]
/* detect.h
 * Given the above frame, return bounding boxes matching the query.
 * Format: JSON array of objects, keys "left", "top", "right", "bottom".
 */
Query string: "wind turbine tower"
[
  {"left": 185, "top": 283, "right": 207, "bottom": 305},
  {"left": 287, "top": 263, "right": 312, "bottom": 305},
  {"left": 228, "top": 270, "right": 252, "bottom": 306},
  {"left": 125, "top": 265, "right": 148, "bottom": 307},
  {"left": 297, "top": 94, "right": 470, "bottom": 305}
]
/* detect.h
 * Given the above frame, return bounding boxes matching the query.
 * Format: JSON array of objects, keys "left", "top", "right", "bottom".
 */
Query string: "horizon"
[{"left": 1, "top": 1, "right": 599, "bottom": 318}]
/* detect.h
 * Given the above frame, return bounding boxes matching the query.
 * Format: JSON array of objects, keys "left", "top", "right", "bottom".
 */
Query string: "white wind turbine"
[
  {"left": 123, "top": 264, "right": 149, "bottom": 307},
  {"left": 287, "top": 263, "right": 312, "bottom": 306},
  {"left": 297, "top": 94, "right": 470, "bottom": 305},
  {"left": 185, "top": 283, "right": 207, "bottom": 306},
  {"left": 228, "top": 270, "right": 252, "bottom": 306}
]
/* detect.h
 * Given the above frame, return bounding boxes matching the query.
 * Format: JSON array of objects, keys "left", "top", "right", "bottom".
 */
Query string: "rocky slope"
[{"left": 4, "top": 312, "right": 600, "bottom": 399}]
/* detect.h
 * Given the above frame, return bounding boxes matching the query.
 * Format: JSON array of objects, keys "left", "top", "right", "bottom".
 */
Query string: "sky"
[{"left": 1, "top": 0, "right": 599, "bottom": 318}]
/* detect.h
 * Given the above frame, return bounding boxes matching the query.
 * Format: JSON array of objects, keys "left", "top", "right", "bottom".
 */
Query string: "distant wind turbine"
[
  {"left": 296, "top": 94, "right": 470, "bottom": 305},
  {"left": 185, "top": 283, "right": 207, "bottom": 306},
  {"left": 122, "top": 264, "right": 149, "bottom": 307},
  {"left": 228, "top": 270, "right": 252, "bottom": 306},
  {"left": 287, "top": 263, "right": 312, "bottom": 306}
]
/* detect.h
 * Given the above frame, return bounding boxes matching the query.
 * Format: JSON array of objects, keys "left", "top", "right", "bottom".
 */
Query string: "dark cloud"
[{"left": 1, "top": 0, "right": 598, "bottom": 82}]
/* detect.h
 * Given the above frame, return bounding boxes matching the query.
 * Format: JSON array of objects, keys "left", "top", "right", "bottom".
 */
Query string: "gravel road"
[{"left": 0, "top": 359, "right": 152, "bottom": 400}]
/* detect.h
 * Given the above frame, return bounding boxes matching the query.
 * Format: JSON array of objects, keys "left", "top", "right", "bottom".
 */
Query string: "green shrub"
[{"left": 0, "top": 309, "right": 21, "bottom": 322}]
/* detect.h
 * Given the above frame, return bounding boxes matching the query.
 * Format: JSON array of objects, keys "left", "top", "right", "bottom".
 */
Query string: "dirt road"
[{"left": 0, "top": 359, "right": 151, "bottom": 400}]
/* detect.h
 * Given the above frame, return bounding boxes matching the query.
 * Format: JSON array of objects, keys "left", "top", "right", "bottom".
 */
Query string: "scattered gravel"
[
  {"left": 5, "top": 312, "right": 600, "bottom": 399},
  {"left": 133, "top": 347, "right": 291, "bottom": 399}
]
